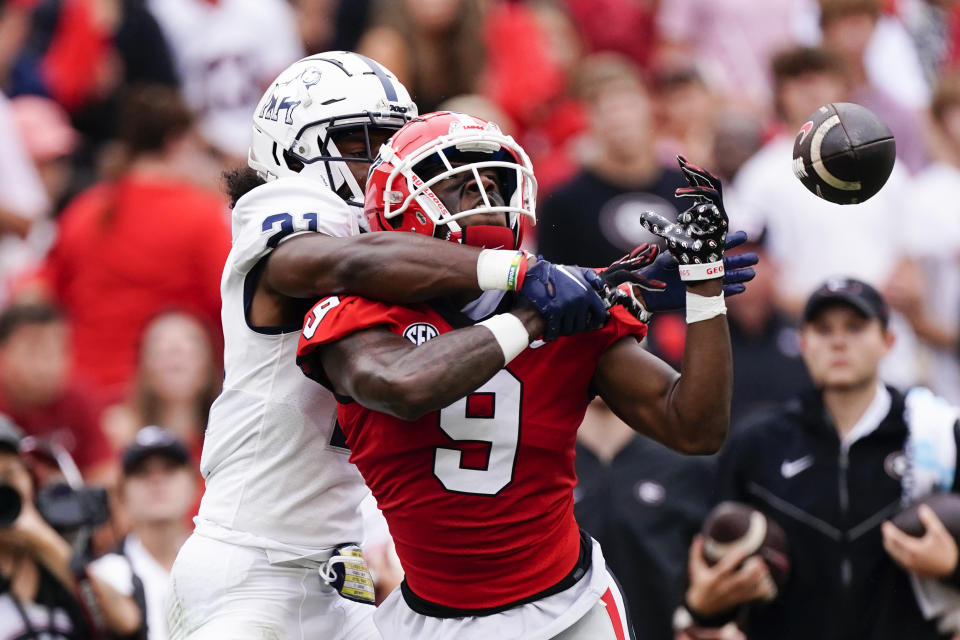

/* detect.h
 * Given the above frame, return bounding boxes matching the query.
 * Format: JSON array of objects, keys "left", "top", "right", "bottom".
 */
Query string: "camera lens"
[{"left": 0, "top": 484, "right": 22, "bottom": 527}]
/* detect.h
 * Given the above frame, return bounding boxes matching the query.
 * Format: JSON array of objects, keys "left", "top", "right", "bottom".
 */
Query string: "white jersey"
[{"left": 196, "top": 176, "right": 368, "bottom": 564}]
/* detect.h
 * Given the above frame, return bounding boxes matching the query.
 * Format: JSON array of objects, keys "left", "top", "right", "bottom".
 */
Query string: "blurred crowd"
[{"left": 1, "top": 0, "right": 960, "bottom": 637}]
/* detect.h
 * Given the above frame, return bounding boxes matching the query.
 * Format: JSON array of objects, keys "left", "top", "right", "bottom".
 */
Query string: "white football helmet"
[{"left": 249, "top": 51, "right": 417, "bottom": 208}]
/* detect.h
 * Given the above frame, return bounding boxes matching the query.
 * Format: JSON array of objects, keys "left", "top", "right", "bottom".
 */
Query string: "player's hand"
[
  {"left": 632, "top": 231, "right": 757, "bottom": 313},
  {"left": 674, "top": 155, "right": 726, "bottom": 218},
  {"left": 640, "top": 157, "right": 729, "bottom": 282},
  {"left": 685, "top": 535, "right": 775, "bottom": 618},
  {"left": 519, "top": 259, "right": 609, "bottom": 341},
  {"left": 598, "top": 244, "right": 665, "bottom": 322},
  {"left": 882, "top": 506, "right": 960, "bottom": 579}
]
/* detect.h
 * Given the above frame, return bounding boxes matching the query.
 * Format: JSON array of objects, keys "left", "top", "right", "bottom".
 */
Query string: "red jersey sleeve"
[
  {"left": 607, "top": 303, "right": 649, "bottom": 343},
  {"left": 296, "top": 296, "right": 405, "bottom": 389}
]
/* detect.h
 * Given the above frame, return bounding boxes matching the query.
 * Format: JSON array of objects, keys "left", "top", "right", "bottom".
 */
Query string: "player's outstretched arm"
[
  {"left": 315, "top": 305, "right": 545, "bottom": 421},
  {"left": 596, "top": 156, "right": 734, "bottom": 453},
  {"left": 266, "top": 232, "right": 490, "bottom": 302},
  {"left": 591, "top": 277, "right": 731, "bottom": 455}
]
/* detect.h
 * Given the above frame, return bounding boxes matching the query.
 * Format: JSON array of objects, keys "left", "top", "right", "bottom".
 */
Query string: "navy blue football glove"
[
  {"left": 520, "top": 259, "right": 609, "bottom": 341},
  {"left": 636, "top": 230, "right": 758, "bottom": 313}
]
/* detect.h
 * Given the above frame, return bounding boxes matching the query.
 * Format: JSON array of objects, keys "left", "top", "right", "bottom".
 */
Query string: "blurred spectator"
[
  {"left": 901, "top": 0, "right": 958, "bottom": 85},
  {"left": 36, "top": 85, "right": 230, "bottom": 403},
  {"left": 857, "top": 0, "right": 933, "bottom": 112},
  {"left": 725, "top": 233, "right": 813, "bottom": 429},
  {"left": 537, "top": 53, "right": 685, "bottom": 268},
  {"left": 481, "top": 1, "right": 587, "bottom": 198},
  {"left": 10, "top": 94, "right": 77, "bottom": 212},
  {"left": 656, "top": 0, "right": 818, "bottom": 116},
  {"left": 103, "top": 310, "right": 219, "bottom": 455},
  {"left": 358, "top": 0, "right": 485, "bottom": 113},
  {"left": 0, "top": 0, "right": 37, "bottom": 89},
  {"left": 291, "top": 0, "right": 336, "bottom": 53},
  {"left": 146, "top": 0, "right": 304, "bottom": 166},
  {"left": 11, "top": 0, "right": 179, "bottom": 174},
  {"left": 565, "top": 0, "right": 657, "bottom": 69},
  {"left": 0, "top": 304, "right": 116, "bottom": 484},
  {"left": 819, "top": 0, "right": 930, "bottom": 173},
  {"left": 0, "top": 90, "right": 50, "bottom": 305},
  {"left": 710, "top": 112, "right": 766, "bottom": 187},
  {"left": 889, "top": 72, "right": 960, "bottom": 403},
  {"left": 683, "top": 278, "right": 959, "bottom": 640},
  {"left": 118, "top": 426, "right": 196, "bottom": 640},
  {"left": 0, "top": 414, "right": 144, "bottom": 638},
  {"left": 732, "top": 46, "right": 920, "bottom": 389},
  {"left": 652, "top": 65, "right": 718, "bottom": 170},
  {"left": 574, "top": 398, "right": 714, "bottom": 640},
  {"left": 329, "top": 0, "right": 376, "bottom": 52}
]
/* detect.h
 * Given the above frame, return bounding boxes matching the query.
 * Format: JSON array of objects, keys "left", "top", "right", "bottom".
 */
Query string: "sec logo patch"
[{"left": 403, "top": 323, "right": 439, "bottom": 345}]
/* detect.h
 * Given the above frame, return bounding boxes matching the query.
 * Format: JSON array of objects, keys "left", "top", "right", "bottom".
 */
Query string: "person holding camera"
[{"left": 0, "top": 413, "right": 143, "bottom": 638}]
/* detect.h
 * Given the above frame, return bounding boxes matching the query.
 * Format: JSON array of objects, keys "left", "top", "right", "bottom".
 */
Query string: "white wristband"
[
  {"left": 679, "top": 260, "right": 725, "bottom": 282},
  {"left": 478, "top": 313, "right": 530, "bottom": 364},
  {"left": 477, "top": 249, "right": 526, "bottom": 291},
  {"left": 686, "top": 291, "right": 726, "bottom": 324}
]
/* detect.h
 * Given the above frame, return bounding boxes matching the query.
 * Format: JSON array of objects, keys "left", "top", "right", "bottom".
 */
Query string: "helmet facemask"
[
  {"left": 381, "top": 126, "right": 537, "bottom": 249},
  {"left": 285, "top": 114, "right": 405, "bottom": 209}
]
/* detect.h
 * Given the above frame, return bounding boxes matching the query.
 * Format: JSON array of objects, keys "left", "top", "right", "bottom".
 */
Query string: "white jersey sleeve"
[{"left": 229, "top": 176, "right": 359, "bottom": 276}]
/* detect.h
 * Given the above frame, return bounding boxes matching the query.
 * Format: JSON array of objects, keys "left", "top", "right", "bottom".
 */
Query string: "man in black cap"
[
  {"left": 119, "top": 426, "right": 197, "bottom": 640},
  {"left": 676, "top": 277, "right": 960, "bottom": 640}
]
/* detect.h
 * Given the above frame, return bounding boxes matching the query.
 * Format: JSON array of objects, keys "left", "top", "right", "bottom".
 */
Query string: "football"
[
  {"left": 702, "top": 501, "right": 791, "bottom": 599},
  {"left": 891, "top": 493, "right": 960, "bottom": 538},
  {"left": 791, "top": 102, "right": 896, "bottom": 205}
]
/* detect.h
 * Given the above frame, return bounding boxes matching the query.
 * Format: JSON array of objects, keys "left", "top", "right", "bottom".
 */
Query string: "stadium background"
[{"left": 0, "top": 0, "right": 958, "bottom": 638}]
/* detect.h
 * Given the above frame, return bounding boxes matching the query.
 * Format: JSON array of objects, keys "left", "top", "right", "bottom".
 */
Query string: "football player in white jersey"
[{"left": 166, "top": 52, "right": 612, "bottom": 640}]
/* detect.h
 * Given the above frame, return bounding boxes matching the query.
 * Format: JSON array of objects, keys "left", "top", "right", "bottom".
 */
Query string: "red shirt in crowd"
[
  {"left": 0, "top": 382, "right": 114, "bottom": 475},
  {"left": 41, "top": 176, "right": 231, "bottom": 401}
]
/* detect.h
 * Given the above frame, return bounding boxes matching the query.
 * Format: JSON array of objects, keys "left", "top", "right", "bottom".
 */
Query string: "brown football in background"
[{"left": 701, "top": 501, "right": 791, "bottom": 599}]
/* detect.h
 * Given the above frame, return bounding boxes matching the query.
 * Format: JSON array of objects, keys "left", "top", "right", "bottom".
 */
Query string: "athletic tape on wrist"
[
  {"left": 478, "top": 313, "right": 530, "bottom": 364},
  {"left": 477, "top": 250, "right": 528, "bottom": 291},
  {"left": 679, "top": 260, "right": 725, "bottom": 282},
  {"left": 686, "top": 291, "right": 726, "bottom": 324}
]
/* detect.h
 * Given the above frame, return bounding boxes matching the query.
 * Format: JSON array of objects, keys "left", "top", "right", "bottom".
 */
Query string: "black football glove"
[
  {"left": 674, "top": 155, "right": 726, "bottom": 218},
  {"left": 639, "top": 156, "right": 728, "bottom": 281},
  {"left": 597, "top": 243, "right": 665, "bottom": 323}
]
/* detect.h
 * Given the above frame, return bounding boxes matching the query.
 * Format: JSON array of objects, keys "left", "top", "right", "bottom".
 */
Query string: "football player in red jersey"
[{"left": 296, "top": 112, "right": 737, "bottom": 640}]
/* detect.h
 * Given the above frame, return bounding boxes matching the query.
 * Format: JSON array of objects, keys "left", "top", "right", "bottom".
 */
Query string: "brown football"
[
  {"left": 702, "top": 501, "right": 791, "bottom": 599},
  {"left": 891, "top": 493, "right": 960, "bottom": 537}
]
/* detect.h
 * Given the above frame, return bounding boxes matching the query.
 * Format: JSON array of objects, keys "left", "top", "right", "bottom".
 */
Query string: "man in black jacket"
[{"left": 680, "top": 277, "right": 960, "bottom": 639}]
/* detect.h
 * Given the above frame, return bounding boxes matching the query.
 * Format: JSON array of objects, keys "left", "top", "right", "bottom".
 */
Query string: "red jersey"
[
  {"left": 297, "top": 296, "right": 646, "bottom": 610},
  {"left": 41, "top": 177, "right": 230, "bottom": 399}
]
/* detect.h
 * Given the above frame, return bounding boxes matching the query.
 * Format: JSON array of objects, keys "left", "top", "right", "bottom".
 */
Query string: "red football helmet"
[{"left": 365, "top": 111, "right": 536, "bottom": 249}]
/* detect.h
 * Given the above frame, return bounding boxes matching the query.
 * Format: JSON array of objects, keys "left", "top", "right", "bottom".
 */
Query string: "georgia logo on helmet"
[
  {"left": 364, "top": 112, "right": 537, "bottom": 250},
  {"left": 248, "top": 51, "right": 417, "bottom": 211}
]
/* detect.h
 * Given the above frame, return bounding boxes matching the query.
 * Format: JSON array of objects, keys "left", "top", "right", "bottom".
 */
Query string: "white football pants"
[{"left": 166, "top": 533, "right": 379, "bottom": 640}]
